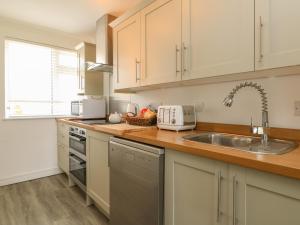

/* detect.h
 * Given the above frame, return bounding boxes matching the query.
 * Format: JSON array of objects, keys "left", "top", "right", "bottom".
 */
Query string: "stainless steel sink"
[{"left": 183, "top": 132, "right": 298, "bottom": 155}]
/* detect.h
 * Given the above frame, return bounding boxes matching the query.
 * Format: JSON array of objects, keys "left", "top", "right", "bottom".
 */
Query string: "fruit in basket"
[
  {"left": 139, "top": 107, "right": 148, "bottom": 117},
  {"left": 126, "top": 112, "right": 135, "bottom": 117},
  {"left": 143, "top": 109, "right": 157, "bottom": 119}
]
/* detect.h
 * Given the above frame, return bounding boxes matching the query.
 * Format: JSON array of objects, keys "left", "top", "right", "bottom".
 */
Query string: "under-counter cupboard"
[
  {"left": 58, "top": 121, "right": 300, "bottom": 224},
  {"left": 57, "top": 122, "right": 69, "bottom": 175},
  {"left": 111, "top": 0, "right": 300, "bottom": 92},
  {"left": 86, "top": 130, "right": 110, "bottom": 216},
  {"left": 165, "top": 149, "right": 300, "bottom": 225},
  {"left": 56, "top": 123, "right": 110, "bottom": 216}
]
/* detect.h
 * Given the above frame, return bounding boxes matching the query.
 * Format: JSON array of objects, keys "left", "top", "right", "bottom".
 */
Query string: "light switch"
[{"left": 295, "top": 101, "right": 300, "bottom": 116}]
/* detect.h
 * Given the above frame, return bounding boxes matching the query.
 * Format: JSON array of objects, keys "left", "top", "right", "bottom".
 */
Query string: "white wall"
[
  {"left": 0, "top": 17, "right": 81, "bottom": 186},
  {"left": 110, "top": 75, "right": 300, "bottom": 129}
]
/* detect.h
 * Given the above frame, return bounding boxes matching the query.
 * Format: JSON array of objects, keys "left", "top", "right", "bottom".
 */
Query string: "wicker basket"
[{"left": 125, "top": 116, "right": 157, "bottom": 126}]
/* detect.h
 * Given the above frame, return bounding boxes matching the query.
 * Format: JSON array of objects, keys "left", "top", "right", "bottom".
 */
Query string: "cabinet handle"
[
  {"left": 135, "top": 58, "right": 141, "bottom": 83},
  {"left": 182, "top": 43, "right": 187, "bottom": 73},
  {"left": 217, "top": 171, "right": 222, "bottom": 223},
  {"left": 259, "top": 16, "right": 264, "bottom": 62},
  {"left": 175, "top": 45, "right": 181, "bottom": 75},
  {"left": 232, "top": 176, "right": 238, "bottom": 225},
  {"left": 78, "top": 53, "right": 81, "bottom": 89},
  {"left": 108, "top": 142, "right": 111, "bottom": 167}
]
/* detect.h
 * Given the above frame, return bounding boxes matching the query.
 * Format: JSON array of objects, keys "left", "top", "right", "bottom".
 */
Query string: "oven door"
[
  {"left": 69, "top": 153, "right": 86, "bottom": 189},
  {"left": 69, "top": 133, "right": 86, "bottom": 158}
]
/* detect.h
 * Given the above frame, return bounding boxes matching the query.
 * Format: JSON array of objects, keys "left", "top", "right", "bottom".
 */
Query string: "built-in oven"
[
  {"left": 69, "top": 127, "right": 86, "bottom": 158},
  {"left": 69, "top": 126, "right": 87, "bottom": 191}
]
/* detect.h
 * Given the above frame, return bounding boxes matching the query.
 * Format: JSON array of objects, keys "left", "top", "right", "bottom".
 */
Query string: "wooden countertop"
[
  {"left": 57, "top": 118, "right": 300, "bottom": 180},
  {"left": 57, "top": 118, "right": 155, "bottom": 136}
]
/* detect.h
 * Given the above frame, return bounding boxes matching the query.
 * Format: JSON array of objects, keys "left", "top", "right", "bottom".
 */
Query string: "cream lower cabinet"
[
  {"left": 255, "top": 0, "right": 300, "bottom": 70},
  {"left": 165, "top": 149, "right": 228, "bottom": 225},
  {"left": 86, "top": 130, "right": 111, "bottom": 216},
  {"left": 113, "top": 13, "right": 141, "bottom": 89},
  {"left": 229, "top": 165, "right": 300, "bottom": 225},
  {"left": 57, "top": 122, "right": 69, "bottom": 174},
  {"left": 165, "top": 149, "right": 300, "bottom": 225},
  {"left": 182, "top": 0, "right": 254, "bottom": 80},
  {"left": 140, "top": 0, "right": 182, "bottom": 86}
]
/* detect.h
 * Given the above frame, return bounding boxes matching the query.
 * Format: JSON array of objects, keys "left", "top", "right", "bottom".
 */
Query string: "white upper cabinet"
[
  {"left": 113, "top": 14, "right": 141, "bottom": 89},
  {"left": 141, "top": 0, "right": 182, "bottom": 85},
  {"left": 112, "top": 0, "right": 300, "bottom": 91},
  {"left": 255, "top": 0, "right": 300, "bottom": 70},
  {"left": 182, "top": 0, "right": 254, "bottom": 80}
]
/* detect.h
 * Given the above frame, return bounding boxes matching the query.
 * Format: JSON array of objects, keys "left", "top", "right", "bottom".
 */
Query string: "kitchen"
[{"left": 1, "top": 0, "right": 300, "bottom": 225}]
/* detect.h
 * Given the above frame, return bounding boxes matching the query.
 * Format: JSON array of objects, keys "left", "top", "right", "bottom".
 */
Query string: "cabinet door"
[
  {"left": 229, "top": 165, "right": 300, "bottom": 225},
  {"left": 114, "top": 14, "right": 141, "bottom": 89},
  {"left": 58, "top": 145, "right": 69, "bottom": 174},
  {"left": 165, "top": 149, "right": 228, "bottom": 225},
  {"left": 87, "top": 131, "right": 110, "bottom": 216},
  {"left": 77, "top": 46, "right": 85, "bottom": 93},
  {"left": 182, "top": 0, "right": 254, "bottom": 80},
  {"left": 57, "top": 122, "right": 69, "bottom": 174},
  {"left": 141, "top": 0, "right": 182, "bottom": 86},
  {"left": 255, "top": 0, "right": 300, "bottom": 70}
]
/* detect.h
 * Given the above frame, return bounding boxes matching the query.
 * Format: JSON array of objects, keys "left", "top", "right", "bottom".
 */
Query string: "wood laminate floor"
[{"left": 0, "top": 174, "right": 109, "bottom": 225}]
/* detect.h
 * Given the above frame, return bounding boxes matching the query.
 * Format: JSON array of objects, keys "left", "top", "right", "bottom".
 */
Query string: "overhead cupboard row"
[{"left": 111, "top": 0, "right": 300, "bottom": 92}]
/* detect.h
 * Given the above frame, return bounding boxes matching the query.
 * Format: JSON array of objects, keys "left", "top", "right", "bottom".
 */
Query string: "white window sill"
[{"left": 3, "top": 115, "right": 72, "bottom": 121}]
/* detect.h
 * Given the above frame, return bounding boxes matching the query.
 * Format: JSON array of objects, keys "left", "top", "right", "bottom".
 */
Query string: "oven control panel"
[{"left": 69, "top": 126, "right": 86, "bottom": 137}]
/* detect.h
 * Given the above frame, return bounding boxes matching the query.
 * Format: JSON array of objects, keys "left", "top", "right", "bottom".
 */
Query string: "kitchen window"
[{"left": 5, "top": 39, "right": 78, "bottom": 118}]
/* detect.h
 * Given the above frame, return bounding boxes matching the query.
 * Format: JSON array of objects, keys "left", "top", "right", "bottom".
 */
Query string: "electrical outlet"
[{"left": 295, "top": 101, "right": 300, "bottom": 116}]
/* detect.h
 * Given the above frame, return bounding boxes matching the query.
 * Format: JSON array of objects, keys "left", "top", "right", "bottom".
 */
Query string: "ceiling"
[{"left": 0, "top": 0, "right": 143, "bottom": 42}]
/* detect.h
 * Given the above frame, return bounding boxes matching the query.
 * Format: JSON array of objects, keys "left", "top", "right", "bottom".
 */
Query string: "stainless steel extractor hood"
[{"left": 87, "top": 14, "right": 116, "bottom": 73}]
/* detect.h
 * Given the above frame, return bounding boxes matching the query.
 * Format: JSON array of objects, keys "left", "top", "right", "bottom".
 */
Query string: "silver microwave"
[
  {"left": 71, "top": 99, "right": 106, "bottom": 119},
  {"left": 71, "top": 101, "right": 82, "bottom": 116}
]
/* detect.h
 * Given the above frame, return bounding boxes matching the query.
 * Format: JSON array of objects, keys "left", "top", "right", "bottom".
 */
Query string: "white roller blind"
[{"left": 5, "top": 39, "right": 78, "bottom": 118}]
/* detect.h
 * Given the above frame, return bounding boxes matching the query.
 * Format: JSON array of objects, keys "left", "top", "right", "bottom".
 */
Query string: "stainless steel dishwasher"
[{"left": 109, "top": 137, "right": 164, "bottom": 225}]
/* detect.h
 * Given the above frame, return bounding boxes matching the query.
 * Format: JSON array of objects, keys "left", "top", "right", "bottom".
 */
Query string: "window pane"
[
  {"left": 5, "top": 40, "right": 78, "bottom": 117},
  {"left": 7, "top": 101, "right": 52, "bottom": 117},
  {"left": 6, "top": 41, "right": 52, "bottom": 101}
]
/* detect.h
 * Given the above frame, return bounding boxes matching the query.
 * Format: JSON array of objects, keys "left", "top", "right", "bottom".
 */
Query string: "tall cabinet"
[{"left": 181, "top": 0, "right": 254, "bottom": 80}]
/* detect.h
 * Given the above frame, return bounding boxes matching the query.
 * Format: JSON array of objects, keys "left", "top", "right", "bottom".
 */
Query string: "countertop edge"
[{"left": 57, "top": 118, "right": 300, "bottom": 180}]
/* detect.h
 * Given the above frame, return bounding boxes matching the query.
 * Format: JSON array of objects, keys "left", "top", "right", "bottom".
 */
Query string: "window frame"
[{"left": 4, "top": 38, "right": 78, "bottom": 120}]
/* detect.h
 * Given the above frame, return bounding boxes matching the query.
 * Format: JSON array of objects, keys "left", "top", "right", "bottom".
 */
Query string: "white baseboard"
[{"left": 0, "top": 168, "right": 63, "bottom": 187}]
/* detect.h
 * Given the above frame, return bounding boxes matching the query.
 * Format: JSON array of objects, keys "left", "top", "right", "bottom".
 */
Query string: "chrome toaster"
[{"left": 157, "top": 105, "right": 196, "bottom": 131}]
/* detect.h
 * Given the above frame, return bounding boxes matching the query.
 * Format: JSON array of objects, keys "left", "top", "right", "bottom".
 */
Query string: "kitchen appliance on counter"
[
  {"left": 126, "top": 103, "right": 138, "bottom": 116},
  {"left": 71, "top": 98, "right": 106, "bottom": 119},
  {"left": 157, "top": 105, "right": 196, "bottom": 131},
  {"left": 109, "top": 137, "right": 164, "bottom": 225},
  {"left": 69, "top": 126, "right": 87, "bottom": 192}
]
